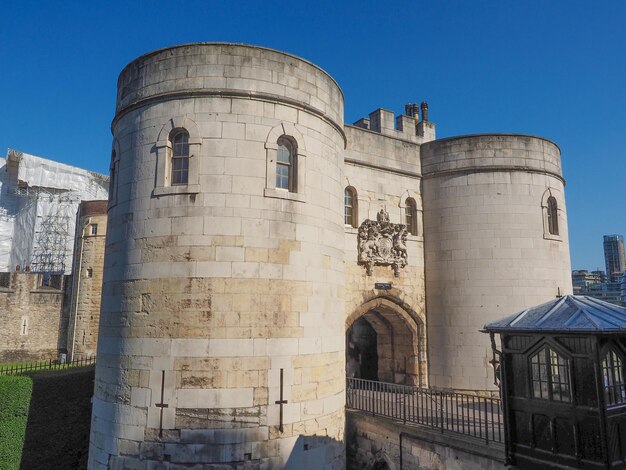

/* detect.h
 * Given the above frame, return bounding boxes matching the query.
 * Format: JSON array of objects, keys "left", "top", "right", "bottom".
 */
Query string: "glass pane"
[
  {"left": 277, "top": 144, "right": 291, "bottom": 163},
  {"left": 173, "top": 132, "right": 189, "bottom": 157}
]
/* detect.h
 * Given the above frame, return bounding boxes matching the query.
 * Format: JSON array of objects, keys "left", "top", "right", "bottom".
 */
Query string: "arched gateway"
[{"left": 346, "top": 297, "right": 427, "bottom": 387}]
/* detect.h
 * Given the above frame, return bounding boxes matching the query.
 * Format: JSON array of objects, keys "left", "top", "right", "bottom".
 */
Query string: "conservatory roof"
[{"left": 483, "top": 295, "right": 626, "bottom": 334}]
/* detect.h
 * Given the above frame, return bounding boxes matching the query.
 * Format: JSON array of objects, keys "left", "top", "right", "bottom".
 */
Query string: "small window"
[
  {"left": 0, "top": 272, "right": 10, "bottom": 288},
  {"left": 530, "top": 346, "right": 571, "bottom": 402},
  {"left": 40, "top": 273, "right": 62, "bottom": 290},
  {"left": 20, "top": 316, "right": 28, "bottom": 336},
  {"left": 405, "top": 198, "right": 417, "bottom": 235},
  {"left": 276, "top": 136, "right": 295, "bottom": 192},
  {"left": 602, "top": 349, "right": 626, "bottom": 406},
  {"left": 344, "top": 187, "right": 358, "bottom": 228},
  {"left": 547, "top": 196, "right": 559, "bottom": 235},
  {"left": 90, "top": 224, "right": 98, "bottom": 236},
  {"left": 171, "top": 130, "right": 190, "bottom": 185},
  {"left": 86, "top": 268, "right": 93, "bottom": 278}
]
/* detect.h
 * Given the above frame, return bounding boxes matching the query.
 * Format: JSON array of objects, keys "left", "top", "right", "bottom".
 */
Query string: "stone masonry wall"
[
  {"left": 346, "top": 410, "right": 505, "bottom": 470},
  {"left": 67, "top": 201, "right": 108, "bottom": 359},
  {"left": 422, "top": 135, "right": 572, "bottom": 390},
  {"left": 90, "top": 43, "right": 346, "bottom": 469},
  {"left": 343, "top": 124, "right": 428, "bottom": 387},
  {"left": 0, "top": 272, "right": 68, "bottom": 362}
]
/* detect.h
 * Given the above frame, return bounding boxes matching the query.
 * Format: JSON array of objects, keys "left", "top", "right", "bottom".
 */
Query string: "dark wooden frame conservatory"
[{"left": 484, "top": 295, "right": 626, "bottom": 469}]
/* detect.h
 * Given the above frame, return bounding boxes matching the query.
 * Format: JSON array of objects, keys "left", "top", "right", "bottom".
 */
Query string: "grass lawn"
[{"left": 0, "top": 375, "right": 32, "bottom": 470}]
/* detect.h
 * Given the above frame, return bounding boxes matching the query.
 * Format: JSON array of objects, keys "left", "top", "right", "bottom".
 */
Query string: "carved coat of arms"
[{"left": 357, "top": 209, "right": 408, "bottom": 277}]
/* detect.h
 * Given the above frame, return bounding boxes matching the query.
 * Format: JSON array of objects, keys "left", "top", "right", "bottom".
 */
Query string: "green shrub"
[{"left": 0, "top": 375, "right": 32, "bottom": 470}]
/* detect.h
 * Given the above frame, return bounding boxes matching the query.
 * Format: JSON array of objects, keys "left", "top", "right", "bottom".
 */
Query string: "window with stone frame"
[
  {"left": 547, "top": 196, "right": 559, "bottom": 235},
  {"left": 530, "top": 346, "right": 571, "bottom": 402},
  {"left": 276, "top": 136, "right": 296, "bottom": 192},
  {"left": 263, "top": 123, "right": 306, "bottom": 203},
  {"left": 171, "top": 129, "right": 190, "bottom": 186},
  {"left": 154, "top": 117, "right": 201, "bottom": 196},
  {"left": 90, "top": 224, "right": 98, "bottom": 236},
  {"left": 405, "top": 197, "right": 417, "bottom": 235},
  {"left": 602, "top": 348, "right": 626, "bottom": 406},
  {"left": 344, "top": 186, "right": 358, "bottom": 228}
]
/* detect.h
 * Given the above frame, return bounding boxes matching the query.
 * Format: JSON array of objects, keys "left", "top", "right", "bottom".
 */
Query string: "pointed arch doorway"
[{"left": 346, "top": 297, "right": 426, "bottom": 386}]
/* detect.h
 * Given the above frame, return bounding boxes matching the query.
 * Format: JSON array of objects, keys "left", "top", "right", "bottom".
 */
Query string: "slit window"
[
  {"left": 344, "top": 187, "right": 357, "bottom": 227},
  {"left": 547, "top": 196, "right": 559, "bottom": 235},
  {"left": 405, "top": 198, "right": 417, "bottom": 235}
]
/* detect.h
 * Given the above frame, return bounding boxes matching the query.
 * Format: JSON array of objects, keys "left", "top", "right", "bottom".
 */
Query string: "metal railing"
[
  {"left": 347, "top": 377, "right": 503, "bottom": 444},
  {"left": 0, "top": 355, "right": 96, "bottom": 376}
]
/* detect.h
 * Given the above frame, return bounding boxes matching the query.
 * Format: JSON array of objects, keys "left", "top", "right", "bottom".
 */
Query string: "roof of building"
[{"left": 483, "top": 295, "right": 626, "bottom": 334}]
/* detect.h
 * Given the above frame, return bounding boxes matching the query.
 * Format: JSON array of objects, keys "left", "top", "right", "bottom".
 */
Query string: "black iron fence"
[
  {"left": 0, "top": 355, "right": 96, "bottom": 376},
  {"left": 347, "top": 377, "right": 503, "bottom": 444}
]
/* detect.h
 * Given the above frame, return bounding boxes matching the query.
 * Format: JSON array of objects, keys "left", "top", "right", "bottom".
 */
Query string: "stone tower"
[
  {"left": 67, "top": 200, "right": 108, "bottom": 360},
  {"left": 421, "top": 135, "right": 572, "bottom": 390},
  {"left": 89, "top": 44, "right": 346, "bottom": 469}
]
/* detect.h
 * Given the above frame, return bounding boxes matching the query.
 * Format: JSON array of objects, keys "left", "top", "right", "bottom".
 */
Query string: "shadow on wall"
[
  {"left": 19, "top": 367, "right": 94, "bottom": 470},
  {"left": 283, "top": 434, "right": 346, "bottom": 469}
]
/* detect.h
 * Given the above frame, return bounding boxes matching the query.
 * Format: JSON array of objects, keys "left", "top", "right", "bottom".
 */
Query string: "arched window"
[
  {"left": 602, "top": 349, "right": 626, "bottom": 406},
  {"left": 276, "top": 136, "right": 296, "bottom": 192},
  {"left": 547, "top": 196, "right": 559, "bottom": 235},
  {"left": 530, "top": 346, "right": 571, "bottom": 402},
  {"left": 344, "top": 187, "right": 358, "bottom": 228},
  {"left": 405, "top": 198, "right": 417, "bottom": 235},
  {"left": 171, "top": 130, "right": 190, "bottom": 185}
]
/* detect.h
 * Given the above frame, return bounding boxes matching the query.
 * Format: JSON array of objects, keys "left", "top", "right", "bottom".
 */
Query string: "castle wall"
[
  {"left": 0, "top": 272, "right": 69, "bottom": 362},
  {"left": 90, "top": 43, "right": 346, "bottom": 469},
  {"left": 421, "top": 135, "right": 572, "bottom": 390},
  {"left": 343, "top": 124, "right": 427, "bottom": 386},
  {"left": 67, "top": 200, "right": 108, "bottom": 360}
]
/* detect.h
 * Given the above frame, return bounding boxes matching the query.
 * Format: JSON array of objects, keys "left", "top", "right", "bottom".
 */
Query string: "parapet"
[
  {"left": 352, "top": 102, "right": 436, "bottom": 143},
  {"left": 421, "top": 134, "right": 563, "bottom": 181}
]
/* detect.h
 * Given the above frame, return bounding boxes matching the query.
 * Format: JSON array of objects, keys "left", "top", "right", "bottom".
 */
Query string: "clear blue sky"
[{"left": 2, "top": 1, "right": 624, "bottom": 271}]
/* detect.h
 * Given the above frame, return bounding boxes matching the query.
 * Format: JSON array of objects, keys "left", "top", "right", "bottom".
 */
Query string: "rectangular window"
[
  {"left": 0, "top": 272, "right": 10, "bottom": 288},
  {"left": 90, "top": 224, "right": 98, "bottom": 235},
  {"left": 40, "top": 273, "right": 63, "bottom": 290},
  {"left": 171, "top": 155, "right": 189, "bottom": 185}
]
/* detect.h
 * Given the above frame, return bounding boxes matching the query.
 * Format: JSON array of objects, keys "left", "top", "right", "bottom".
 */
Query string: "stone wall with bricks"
[
  {"left": 90, "top": 43, "right": 347, "bottom": 469},
  {"left": 346, "top": 410, "right": 506, "bottom": 470},
  {"left": 0, "top": 272, "right": 69, "bottom": 362},
  {"left": 343, "top": 122, "right": 432, "bottom": 387},
  {"left": 89, "top": 42, "right": 574, "bottom": 468},
  {"left": 67, "top": 200, "right": 108, "bottom": 360},
  {"left": 421, "top": 134, "right": 572, "bottom": 390}
]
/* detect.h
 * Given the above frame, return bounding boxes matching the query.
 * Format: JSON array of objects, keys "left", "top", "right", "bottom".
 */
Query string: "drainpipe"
[{"left": 69, "top": 217, "right": 88, "bottom": 362}]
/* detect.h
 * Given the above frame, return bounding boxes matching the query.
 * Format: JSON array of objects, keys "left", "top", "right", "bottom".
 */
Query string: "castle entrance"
[{"left": 346, "top": 297, "right": 425, "bottom": 386}]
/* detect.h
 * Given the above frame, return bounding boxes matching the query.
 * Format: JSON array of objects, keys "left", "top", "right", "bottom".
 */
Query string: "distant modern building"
[
  {"left": 604, "top": 234, "right": 625, "bottom": 283},
  {"left": 621, "top": 271, "right": 626, "bottom": 305},
  {"left": 572, "top": 269, "right": 605, "bottom": 294}
]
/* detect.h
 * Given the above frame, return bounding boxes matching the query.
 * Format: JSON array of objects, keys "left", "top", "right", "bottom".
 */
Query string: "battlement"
[{"left": 352, "top": 102, "right": 436, "bottom": 143}]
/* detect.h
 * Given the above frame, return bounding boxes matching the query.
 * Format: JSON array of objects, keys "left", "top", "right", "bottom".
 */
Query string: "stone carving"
[{"left": 358, "top": 209, "right": 408, "bottom": 277}]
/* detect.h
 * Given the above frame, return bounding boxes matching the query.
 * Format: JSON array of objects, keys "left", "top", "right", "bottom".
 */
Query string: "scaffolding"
[
  {"left": 25, "top": 188, "right": 80, "bottom": 273},
  {"left": 0, "top": 149, "right": 109, "bottom": 274}
]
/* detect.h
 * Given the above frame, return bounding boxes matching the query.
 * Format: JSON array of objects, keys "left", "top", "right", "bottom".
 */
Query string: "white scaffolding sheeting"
[{"left": 0, "top": 149, "right": 109, "bottom": 273}]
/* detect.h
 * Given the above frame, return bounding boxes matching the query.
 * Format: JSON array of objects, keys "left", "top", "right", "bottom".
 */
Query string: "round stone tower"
[
  {"left": 89, "top": 43, "right": 346, "bottom": 469},
  {"left": 421, "top": 135, "right": 572, "bottom": 390},
  {"left": 67, "top": 200, "right": 108, "bottom": 360}
]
